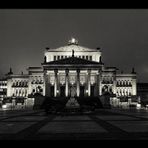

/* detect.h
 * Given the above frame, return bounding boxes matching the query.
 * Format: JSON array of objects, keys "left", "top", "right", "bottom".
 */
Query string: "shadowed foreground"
[{"left": 0, "top": 109, "right": 148, "bottom": 140}]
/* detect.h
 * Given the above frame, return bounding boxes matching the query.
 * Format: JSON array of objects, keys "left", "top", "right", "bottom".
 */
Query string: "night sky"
[{"left": 0, "top": 9, "right": 148, "bottom": 82}]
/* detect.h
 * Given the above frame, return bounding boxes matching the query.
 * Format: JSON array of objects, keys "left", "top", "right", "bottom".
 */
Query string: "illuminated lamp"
[
  {"left": 136, "top": 103, "right": 141, "bottom": 109},
  {"left": 2, "top": 104, "right": 7, "bottom": 109}
]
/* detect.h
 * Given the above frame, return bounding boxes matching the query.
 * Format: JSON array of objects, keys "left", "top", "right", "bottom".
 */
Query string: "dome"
[{"left": 47, "top": 38, "right": 99, "bottom": 52}]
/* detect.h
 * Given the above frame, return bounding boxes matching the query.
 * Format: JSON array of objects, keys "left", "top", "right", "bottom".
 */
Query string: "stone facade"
[{"left": 0, "top": 38, "right": 138, "bottom": 109}]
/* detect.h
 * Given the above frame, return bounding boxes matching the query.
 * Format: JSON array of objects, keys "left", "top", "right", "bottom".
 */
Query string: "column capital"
[
  {"left": 97, "top": 69, "right": 101, "bottom": 75},
  {"left": 87, "top": 69, "right": 91, "bottom": 75},
  {"left": 65, "top": 69, "right": 69, "bottom": 75},
  {"left": 54, "top": 69, "right": 58, "bottom": 74},
  {"left": 77, "top": 69, "right": 80, "bottom": 73}
]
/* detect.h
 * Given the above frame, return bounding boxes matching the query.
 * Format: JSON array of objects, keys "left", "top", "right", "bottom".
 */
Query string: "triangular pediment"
[{"left": 42, "top": 56, "right": 103, "bottom": 65}]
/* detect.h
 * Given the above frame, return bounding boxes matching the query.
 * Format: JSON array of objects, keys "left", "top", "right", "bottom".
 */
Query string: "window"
[
  {"left": 54, "top": 56, "right": 56, "bottom": 61},
  {"left": 61, "top": 56, "right": 63, "bottom": 59},
  {"left": 82, "top": 56, "right": 85, "bottom": 59},
  {"left": 86, "top": 56, "right": 88, "bottom": 60},
  {"left": 57, "top": 56, "right": 60, "bottom": 60},
  {"left": 90, "top": 56, "right": 92, "bottom": 61}
]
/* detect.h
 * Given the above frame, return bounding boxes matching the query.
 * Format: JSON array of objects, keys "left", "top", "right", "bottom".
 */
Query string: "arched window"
[
  {"left": 109, "top": 87, "right": 113, "bottom": 93},
  {"left": 120, "top": 89, "right": 122, "bottom": 96},
  {"left": 18, "top": 89, "right": 21, "bottom": 96},
  {"left": 22, "top": 81, "right": 24, "bottom": 87},
  {"left": 19, "top": 81, "right": 21, "bottom": 87}
]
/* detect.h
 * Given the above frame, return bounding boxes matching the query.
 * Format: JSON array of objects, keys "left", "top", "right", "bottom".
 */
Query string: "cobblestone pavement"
[{"left": 1, "top": 109, "right": 148, "bottom": 140}]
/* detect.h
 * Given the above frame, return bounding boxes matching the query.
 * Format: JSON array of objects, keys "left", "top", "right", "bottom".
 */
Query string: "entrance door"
[
  {"left": 70, "top": 85, "right": 76, "bottom": 97},
  {"left": 60, "top": 86, "right": 65, "bottom": 97},
  {"left": 91, "top": 85, "right": 95, "bottom": 97},
  {"left": 80, "top": 86, "right": 85, "bottom": 97},
  {"left": 50, "top": 86, "right": 54, "bottom": 97}
]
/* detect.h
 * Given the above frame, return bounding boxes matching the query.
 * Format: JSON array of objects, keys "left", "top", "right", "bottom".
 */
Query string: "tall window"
[
  {"left": 57, "top": 56, "right": 60, "bottom": 60},
  {"left": 86, "top": 56, "right": 88, "bottom": 60},
  {"left": 54, "top": 56, "right": 56, "bottom": 61},
  {"left": 90, "top": 56, "right": 92, "bottom": 61}
]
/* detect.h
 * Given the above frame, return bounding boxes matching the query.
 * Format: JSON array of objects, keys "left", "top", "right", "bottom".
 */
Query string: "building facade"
[{"left": 0, "top": 38, "right": 138, "bottom": 109}]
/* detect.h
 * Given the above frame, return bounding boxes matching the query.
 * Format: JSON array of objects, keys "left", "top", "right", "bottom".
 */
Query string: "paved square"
[
  {"left": 96, "top": 115, "right": 139, "bottom": 121},
  {"left": 0, "top": 109, "right": 148, "bottom": 139},
  {"left": 38, "top": 121, "right": 107, "bottom": 133},
  {"left": 54, "top": 115, "right": 91, "bottom": 121},
  {"left": 0, "top": 122, "right": 36, "bottom": 134},
  {"left": 108, "top": 121, "right": 148, "bottom": 132},
  {"left": 2, "top": 116, "right": 47, "bottom": 122}
]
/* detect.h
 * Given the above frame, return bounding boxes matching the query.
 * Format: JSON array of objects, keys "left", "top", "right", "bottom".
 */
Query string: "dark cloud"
[{"left": 0, "top": 9, "right": 148, "bottom": 82}]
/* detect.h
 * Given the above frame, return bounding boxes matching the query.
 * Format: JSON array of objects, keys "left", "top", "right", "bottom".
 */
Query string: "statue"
[
  {"left": 8, "top": 67, "right": 13, "bottom": 75},
  {"left": 44, "top": 56, "right": 47, "bottom": 63},
  {"left": 72, "top": 50, "right": 74, "bottom": 57},
  {"left": 99, "top": 56, "right": 102, "bottom": 63},
  {"left": 132, "top": 67, "right": 136, "bottom": 74}
]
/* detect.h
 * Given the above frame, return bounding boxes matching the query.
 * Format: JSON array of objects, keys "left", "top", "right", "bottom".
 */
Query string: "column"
[
  {"left": 99, "top": 69, "right": 102, "bottom": 95},
  {"left": 96, "top": 70, "right": 100, "bottom": 96},
  {"left": 132, "top": 76, "right": 137, "bottom": 96},
  {"left": 43, "top": 70, "right": 47, "bottom": 96},
  {"left": 76, "top": 69, "right": 80, "bottom": 97},
  {"left": 54, "top": 69, "right": 58, "bottom": 97},
  {"left": 65, "top": 69, "right": 69, "bottom": 97},
  {"left": 88, "top": 69, "right": 91, "bottom": 96},
  {"left": 113, "top": 71, "right": 116, "bottom": 95}
]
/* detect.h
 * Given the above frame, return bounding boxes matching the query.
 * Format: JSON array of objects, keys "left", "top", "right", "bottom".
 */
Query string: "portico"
[{"left": 42, "top": 56, "right": 103, "bottom": 98}]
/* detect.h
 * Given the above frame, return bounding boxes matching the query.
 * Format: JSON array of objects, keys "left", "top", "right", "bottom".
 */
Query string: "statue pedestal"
[{"left": 66, "top": 97, "right": 80, "bottom": 108}]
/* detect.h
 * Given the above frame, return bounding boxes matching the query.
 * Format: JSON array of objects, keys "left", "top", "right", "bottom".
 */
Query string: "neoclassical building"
[{"left": 0, "top": 38, "right": 138, "bottom": 108}]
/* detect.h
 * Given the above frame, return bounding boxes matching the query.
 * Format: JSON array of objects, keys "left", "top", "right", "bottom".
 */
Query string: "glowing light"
[
  {"left": 137, "top": 103, "right": 141, "bottom": 109},
  {"left": 2, "top": 104, "right": 7, "bottom": 109},
  {"left": 71, "top": 38, "right": 75, "bottom": 43}
]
